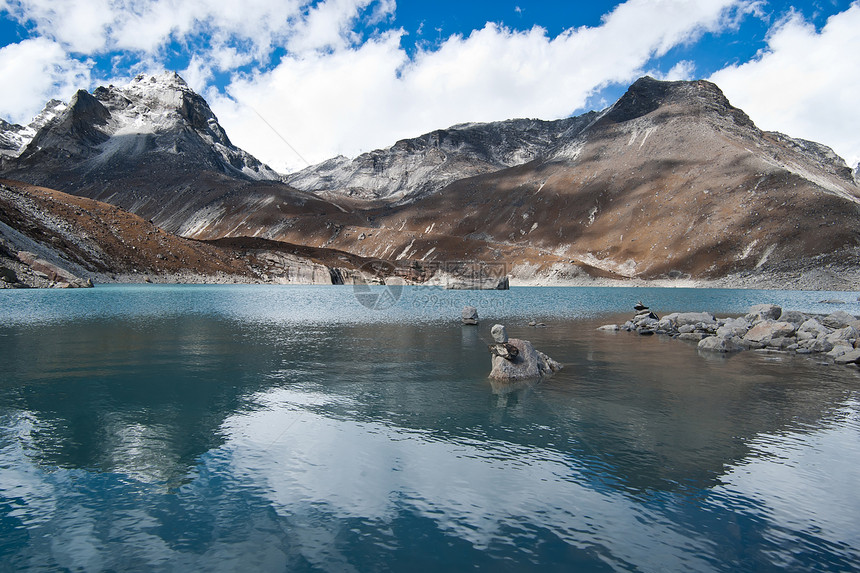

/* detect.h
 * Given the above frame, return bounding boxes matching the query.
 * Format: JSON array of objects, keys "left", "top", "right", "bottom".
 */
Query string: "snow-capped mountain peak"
[
  {"left": 7, "top": 72, "right": 277, "bottom": 182},
  {"left": 0, "top": 99, "right": 67, "bottom": 158}
]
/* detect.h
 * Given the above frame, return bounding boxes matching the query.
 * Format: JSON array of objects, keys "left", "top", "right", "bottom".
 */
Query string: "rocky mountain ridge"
[
  {"left": 196, "top": 77, "right": 859, "bottom": 288},
  {"left": 0, "top": 73, "right": 313, "bottom": 233},
  {"left": 0, "top": 99, "right": 66, "bottom": 158},
  {"left": 2, "top": 74, "right": 858, "bottom": 288},
  {"left": 285, "top": 114, "right": 597, "bottom": 202}
]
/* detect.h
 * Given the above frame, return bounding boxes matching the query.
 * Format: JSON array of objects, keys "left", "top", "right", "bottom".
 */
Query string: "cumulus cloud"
[
  {"left": 0, "top": 0, "right": 386, "bottom": 125},
  {"left": 711, "top": 3, "right": 860, "bottom": 167},
  {"left": 0, "top": 0, "right": 382, "bottom": 59},
  {"left": 0, "top": 38, "right": 91, "bottom": 123},
  {"left": 0, "top": 0, "right": 115, "bottom": 53},
  {"left": 214, "top": 0, "right": 754, "bottom": 172}
]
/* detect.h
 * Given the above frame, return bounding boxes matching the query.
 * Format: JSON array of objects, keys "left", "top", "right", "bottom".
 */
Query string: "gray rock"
[
  {"left": 698, "top": 336, "right": 743, "bottom": 353},
  {"left": 489, "top": 342, "right": 519, "bottom": 361},
  {"left": 746, "top": 304, "right": 782, "bottom": 323},
  {"left": 659, "top": 312, "right": 716, "bottom": 328},
  {"left": 491, "top": 324, "right": 508, "bottom": 343},
  {"left": 808, "top": 338, "right": 834, "bottom": 353},
  {"left": 834, "top": 349, "right": 860, "bottom": 365},
  {"left": 462, "top": 306, "right": 479, "bottom": 325},
  {"left": 679, "top": 332, "right": 708, "bottom": 342},
  {"left": 489, "top": 338, "right": 562, "bottom": 381},
  {"left": 743, "top": 320, "right": 796, "bottom": 343},
  {"left": 636, "top": 317, "right": 659, "bottom": 330},
  {"left": 678, "top": 324, "right": 697, "bottom": 334},
  {"left": 826, "top": 345, "right": 854, "bottom": 359},
  {"left": 777, "top": 310, "right": 806, "bottom": 325},
  {"left": 0, "top": 266, "right": 17, "bottom": 283},
  {"left": 821, "top": 310, "right": 857, "bottom": 329},
  {"left": 766, "top": 337, "right": 795, "bottom": 350},
  {"left": 798, "top": 318, "right": 830, "bottom": 336},
  {"left": 738, "top": 339, "right": 766, "bottom": 350},
  {"left": 597, "top": 324, "right": 619, "bottom": 332},
  {"left": 716, "top": 317, "right": 750, "bottom": 339},
  {"left": 825, "top": 326, "right": 858, "bottom": 345}
]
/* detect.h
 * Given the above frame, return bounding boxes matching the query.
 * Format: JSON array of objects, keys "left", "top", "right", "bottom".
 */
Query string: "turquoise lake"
[{"left": 1, "top": 285, "right": 859, "bottom": 572}]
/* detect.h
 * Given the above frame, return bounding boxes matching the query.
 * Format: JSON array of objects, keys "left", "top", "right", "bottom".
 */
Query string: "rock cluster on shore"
[{"left": 601, "top": 304, "right": 860, "bottom": 366}]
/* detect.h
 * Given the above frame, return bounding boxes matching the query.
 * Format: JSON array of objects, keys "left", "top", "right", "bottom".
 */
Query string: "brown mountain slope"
[
  {"left": 189, "top": 78, "right": 859, "bottom": 286},
  {"left": 0, "top": 180, "right": 372, "bottom": 287}
]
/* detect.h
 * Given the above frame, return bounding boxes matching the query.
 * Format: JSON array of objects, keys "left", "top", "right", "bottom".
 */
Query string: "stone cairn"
[
  {"left": 488, "top": 323, "right": 562, "bottom": 381},
  {"left": 599, "top": 303, "right": 860, "bottom": 366}
]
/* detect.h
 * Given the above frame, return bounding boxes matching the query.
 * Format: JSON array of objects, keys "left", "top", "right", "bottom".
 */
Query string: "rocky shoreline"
[
  {"left": 509, "top": 266, "right": 860, "bottom": 292},
  {"left": 599, "top": 304, "right": 860, "bottom": 366}
]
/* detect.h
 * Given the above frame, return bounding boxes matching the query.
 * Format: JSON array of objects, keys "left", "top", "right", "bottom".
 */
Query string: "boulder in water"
[
  {"left": 489, "top": 337, "right": 562, "bottom": 381},
  {"left": 462, "top": 306, "right": 479, "bottom": 325}
]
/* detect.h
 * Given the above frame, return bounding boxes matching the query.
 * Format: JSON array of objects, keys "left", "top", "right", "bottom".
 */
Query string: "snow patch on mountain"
[{"left": 0, "top": 100, "right": 66, "bottom": 157}]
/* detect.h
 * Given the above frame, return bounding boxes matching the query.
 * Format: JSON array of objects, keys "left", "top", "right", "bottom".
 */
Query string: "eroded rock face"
[
  {"left": 285, "top": 115, "right": 596, "bottom": 202},
  {"left": 489, "top": 338, "right": 562, "bottom": 381}
]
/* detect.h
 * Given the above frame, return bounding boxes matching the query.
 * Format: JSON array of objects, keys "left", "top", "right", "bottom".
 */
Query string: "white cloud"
[
  {"left": 213, "top": 0, "right": 754, "bottom": 172},
  {"left": 0, "top": 0, "right": 115, "bottom": 53},
  {"left": 711, "top": 3, "right": 860, "bottom": 167},
  {"left": 0, "top": 38, "right": 91, "bottom": 124},
  {"left": 661, "top": 60, "right": 697, "bottom": 81},
  {"left": 286, "top": 0, "right": 373, "bottom": 52},
  {"left": 181, "top": 55, "right": 215, "bottom": 94}
]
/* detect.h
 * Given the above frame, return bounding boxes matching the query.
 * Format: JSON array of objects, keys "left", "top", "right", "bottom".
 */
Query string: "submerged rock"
[{"left": 489, "top": 337, "right": 561, "bottom": 381}]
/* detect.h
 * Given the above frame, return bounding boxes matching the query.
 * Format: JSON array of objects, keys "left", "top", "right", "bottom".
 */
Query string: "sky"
[{"left": 0, "top": 0, "right": 858, "bottom": 173}]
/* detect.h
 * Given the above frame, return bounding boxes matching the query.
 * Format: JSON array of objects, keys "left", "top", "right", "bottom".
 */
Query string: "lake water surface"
[{"left": 1, "top": 285, "right": 859, "bottom": 572}]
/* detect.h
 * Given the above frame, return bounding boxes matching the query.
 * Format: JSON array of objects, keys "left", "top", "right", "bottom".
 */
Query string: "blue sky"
[{"left": 0, "top": 0, "right": 858, "bottom": 172}]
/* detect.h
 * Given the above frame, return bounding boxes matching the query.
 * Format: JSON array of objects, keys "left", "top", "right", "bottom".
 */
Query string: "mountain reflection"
[
  {"left": 0, "top": 317, "right": 288, "bottom": 486},
  {"left": 0, "top": 316, "right": 856, "bottom": 496}
]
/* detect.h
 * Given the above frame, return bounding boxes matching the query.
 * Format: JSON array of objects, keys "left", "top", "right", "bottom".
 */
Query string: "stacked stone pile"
[
  {"left": 488, "top": 324, "right": 562, "bottom": 381},
  {"left": 601, "top": 304, "right": 860, "bottom": 366}
]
